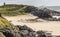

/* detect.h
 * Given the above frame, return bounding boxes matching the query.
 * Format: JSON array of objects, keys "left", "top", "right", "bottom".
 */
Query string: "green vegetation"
[
  {"left": 0, "top": 17, "right": 11, "bottom": 27},
  {"left": 0, "top": 4, "right": 29, "bottom": 16},
  {"left": 0, "top": 4, "right": 39, "bottom": 16},
  {"left": 0, "top": 32, "right": 5, "bottom": 37}
]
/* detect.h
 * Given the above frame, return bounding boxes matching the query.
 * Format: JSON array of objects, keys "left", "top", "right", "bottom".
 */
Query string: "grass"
[
  {"left": 0, "top": 4, "right": 38, "bottom": 16},
  {"left": 0, "top": 4, "right": 27, "bottom": 16},
  {"left": 0, "top": 17, "right": 11, "bottom": 27}
]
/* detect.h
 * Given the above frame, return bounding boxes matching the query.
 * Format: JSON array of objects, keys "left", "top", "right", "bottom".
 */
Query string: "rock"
[
  {"left": 0, "top": 25, "right": 21, "bottom": 37},
  {"left": 16, "top": 25, "right": 34, "bottom": 32}
]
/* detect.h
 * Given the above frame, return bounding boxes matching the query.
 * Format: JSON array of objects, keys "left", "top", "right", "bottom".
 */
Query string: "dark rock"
[
  {"left": 16, "top": 25, "right": 34, "bottom": 32},
  {"left": 0, "top": 25, "right": 53, "bottom": 37},
  {"left": 0, "top": 25, "right": 21, "bottom": 37}
]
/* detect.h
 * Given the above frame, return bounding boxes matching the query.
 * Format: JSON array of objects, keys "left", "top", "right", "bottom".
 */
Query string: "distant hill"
[
  {"left": 0, "top": 4, "right": 60, "bottom": 19},
  {"left": 0, "top": 4, "right": 38, "bottom": 16},
  {"left": 0, "top": 4, "right": 27, "bottom": 16}
]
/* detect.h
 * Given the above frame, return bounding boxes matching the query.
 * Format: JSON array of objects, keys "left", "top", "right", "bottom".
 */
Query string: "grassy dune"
[
  {"left": 0, "top": 4, "right": 29, "bottom": 16},
  {"left": 0, "top": 17, "right": 11, "bottom": 27}
]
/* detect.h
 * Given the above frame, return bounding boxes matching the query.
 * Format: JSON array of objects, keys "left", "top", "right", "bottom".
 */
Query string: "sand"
[{"left": 3, "top": 14, "right": 60, "bottom": 35}]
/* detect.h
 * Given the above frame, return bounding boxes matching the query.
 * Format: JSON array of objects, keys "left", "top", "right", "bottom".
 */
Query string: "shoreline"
[{"left": 3, "top": 14, "right": 60, "bottom": 35}]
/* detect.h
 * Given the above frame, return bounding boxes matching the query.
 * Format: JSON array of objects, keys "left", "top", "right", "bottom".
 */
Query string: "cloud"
[
  {"left": 45, "top": 0, "right": 60, "bottom": 6},
  {"left": 4, "top": 0, "right": 44, "bottom": 7},
  {"left": 0, "top": 0, "right": 60, "bottom": 6}
]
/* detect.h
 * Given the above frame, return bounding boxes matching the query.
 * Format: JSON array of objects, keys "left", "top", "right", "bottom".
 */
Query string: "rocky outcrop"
[
  {"left": 0, "top": 25, "right": 53, "bottom": 37},
  {"left": 0, "top": 25, "right": 21, "bottom": 37}
]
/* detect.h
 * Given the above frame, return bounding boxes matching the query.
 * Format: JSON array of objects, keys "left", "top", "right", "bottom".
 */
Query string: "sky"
[{"left": 0, "top": 0, "right": 60, "bottom": 7}]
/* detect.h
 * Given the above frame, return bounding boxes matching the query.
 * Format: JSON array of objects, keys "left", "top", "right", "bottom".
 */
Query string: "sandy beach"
[{"left": 3, "top": 14, "right": 60, "bottom": 35}]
